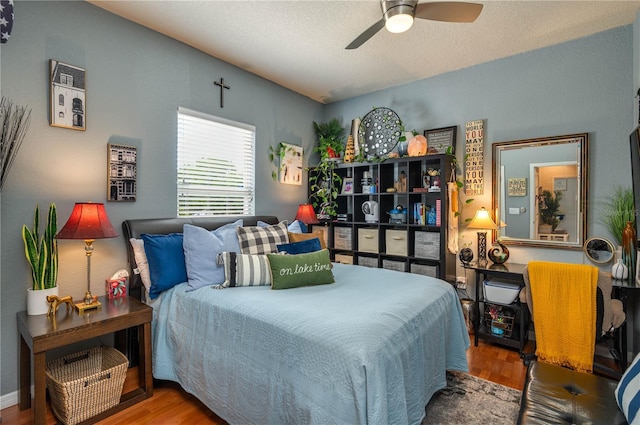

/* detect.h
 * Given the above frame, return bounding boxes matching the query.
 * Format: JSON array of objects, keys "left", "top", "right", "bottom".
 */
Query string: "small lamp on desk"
[
  {"left": 467, "top": 207, "right": 498, "bottom": 266},
  {"left": 57, "top": 202, "right": 118, "bottom": 312},
  {"left": 294, "top": 203, "right": 319, "bottom": 233}
]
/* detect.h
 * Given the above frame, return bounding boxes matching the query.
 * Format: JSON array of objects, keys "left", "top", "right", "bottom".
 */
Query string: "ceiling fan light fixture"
[
  {"left": 382, "top": 1, "right": 416, "bottom": 33},
  {"left": 385, "top": 12, "right": 414, "bottom": 33}
]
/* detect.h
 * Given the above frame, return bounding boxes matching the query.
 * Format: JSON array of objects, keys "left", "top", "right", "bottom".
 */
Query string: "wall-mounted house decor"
[
  {"left": 508, "top": 178, "right": 527, "bottom": 196},
  {"left": 279, "top": 142, "right": 303, "bottom": 186},
  {"left": 465, "top": 119, "right": 484, "bottom": 196},
  {"left": 107, "top": 143, "right": 137, "bottom": 201},
  {"left": 424, "top": 126, "right": 456, "bottom": 154},
  {"left": 49, "top": 60, "right": 86, "bottom": 131}
]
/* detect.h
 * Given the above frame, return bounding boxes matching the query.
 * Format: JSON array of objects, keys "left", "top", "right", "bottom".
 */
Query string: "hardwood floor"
[{"left": 1, "top": 339, "right": 527, "bottom": 424}]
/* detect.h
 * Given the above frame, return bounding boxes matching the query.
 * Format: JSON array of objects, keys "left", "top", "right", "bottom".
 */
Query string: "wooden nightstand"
[{"left": 17, "top": 296, "right": 153, "bottom": 424}]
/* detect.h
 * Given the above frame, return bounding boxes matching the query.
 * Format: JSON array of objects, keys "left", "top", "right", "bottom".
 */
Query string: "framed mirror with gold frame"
[{"left": 492, "top": 133, "right": 588, "bottom": 249}]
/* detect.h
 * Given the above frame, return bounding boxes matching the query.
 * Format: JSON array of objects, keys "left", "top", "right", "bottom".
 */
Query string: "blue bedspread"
[{"left": 151, "top": 263, "right": 470, "bottom": 425}]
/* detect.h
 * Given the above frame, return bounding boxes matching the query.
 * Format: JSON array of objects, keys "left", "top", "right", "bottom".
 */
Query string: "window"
[
  {"left": 177, "top": 107, "right": 255, "bottom": 217},
  {"left": 58, "top": 94, "right": 64, "bottom": 106},
  {"left": 60, "top": 73, "right": 73, "bottom": 86}
]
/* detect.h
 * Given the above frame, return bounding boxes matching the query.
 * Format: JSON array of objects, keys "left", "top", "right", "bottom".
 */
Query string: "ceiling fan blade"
[
  {"left": 345, "top": 19, "right": 385, "bottom": 50},
  {"left": 415, "top": 2, "right": 483, "bottom": 23}
]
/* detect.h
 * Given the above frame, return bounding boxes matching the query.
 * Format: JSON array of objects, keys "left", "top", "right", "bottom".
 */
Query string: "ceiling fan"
[{"left": 346, "top": 1, "right": 483, "bottom": 50}]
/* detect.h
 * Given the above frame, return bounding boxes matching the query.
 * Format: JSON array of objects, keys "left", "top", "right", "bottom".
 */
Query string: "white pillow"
[
  {"left": 129, "top": 238, "right": 151, "bottom": 293},
  {"left": 616, "top": 352, "right": 640, "bottom": 424}
]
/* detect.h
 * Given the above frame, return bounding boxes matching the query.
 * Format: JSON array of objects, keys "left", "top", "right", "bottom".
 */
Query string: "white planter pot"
[{"left": 27, "top": 287, "right": 59, "bottom": 315}]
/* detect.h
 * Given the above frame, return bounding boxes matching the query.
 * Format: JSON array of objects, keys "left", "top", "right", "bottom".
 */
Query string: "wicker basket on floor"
[{"left": 46, "top": 346, "right": 128, "bottom": 425}]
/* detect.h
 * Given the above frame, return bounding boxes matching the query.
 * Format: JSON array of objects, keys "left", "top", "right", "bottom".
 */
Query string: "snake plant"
[{"left": 22, "top": 203, "right": 58, "bottom": 290}]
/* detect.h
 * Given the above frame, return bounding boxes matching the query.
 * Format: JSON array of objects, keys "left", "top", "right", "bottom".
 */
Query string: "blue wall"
[
  {"left": 326, "top": 26, "right": 634, "bottom": 265},
  {"left": 0, "top": 1, "right": 321, "bottom": 398},
  {"left": 1, "top": 0, "right": 638, "bottom": 400}
]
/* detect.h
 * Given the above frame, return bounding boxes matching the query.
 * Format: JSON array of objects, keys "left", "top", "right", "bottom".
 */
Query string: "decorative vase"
[
  {"left": 344, "top": 135, "right": 355, "bottom": 163},
  {"left": 622, "top": 221, "right": 636, "bottom": 281},
  {"left": 27, "top": 286, "right": 59, "bottom": 315},
  {"left": 488, "top": 241, "right": 510, "bottom": 265},
  {"left": 612, "top": 259, "right": 629, "bottom": 280},
  {"left": 459, "top": 247, "right": 473, "bottom": 265}
]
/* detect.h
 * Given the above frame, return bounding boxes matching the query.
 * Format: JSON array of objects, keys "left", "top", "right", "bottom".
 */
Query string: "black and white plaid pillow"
[
  {"left": 237, "top": 221, "right": 289, "bottom": 254},
  {"left": 214, "top": 251, "right": 272, "bottom": 288}
]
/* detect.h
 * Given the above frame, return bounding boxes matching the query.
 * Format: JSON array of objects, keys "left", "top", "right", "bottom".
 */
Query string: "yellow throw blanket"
[{"left": 528, "top": 261, "right": 597, "bottom": 373}]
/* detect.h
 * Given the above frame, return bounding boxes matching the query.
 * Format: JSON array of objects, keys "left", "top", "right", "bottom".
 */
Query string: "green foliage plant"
[
  {"left": 313, "top": 118, "right": 345, "bottom": 159},
  {"left": 268, "top": 142, "right": 299, "bottom": 181},
  {"left": 602, "top": 186, "right": 635, "bottom": 246},
  {"left": 446, "top": 146, "right": 474, "bottom": 223},
  {"left": 22, "top": 203, "right": 58, "bottom": 290},
  {"left": 308, "top": 160, "right": 342, "bottom": 219},
  {"left": 539, "top": 190, "right": 563, "bottom": 230}
]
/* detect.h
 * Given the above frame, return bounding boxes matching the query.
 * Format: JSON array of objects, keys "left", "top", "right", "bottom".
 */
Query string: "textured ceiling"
[{"left": 88, "top": 0, "right": 640, "bottom": 104}]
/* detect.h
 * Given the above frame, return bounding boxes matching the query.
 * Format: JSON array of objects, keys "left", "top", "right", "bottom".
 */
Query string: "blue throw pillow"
[
  {"left": 276, "top": 238, "right": 322, "bottom": 255},
  {"left": 183, "top": 220, "right": 243, "bottom": 291},
  {"left": 616, "top": 352, "right": 640, "bottom": 424},
  {"left": 141, "top": 233, "right": 187, "bottom": 299}
]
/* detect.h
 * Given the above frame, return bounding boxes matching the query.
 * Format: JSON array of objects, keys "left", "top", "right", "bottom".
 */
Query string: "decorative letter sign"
[{"left": 465, "top": 119, "right": 484, "bottom": 196}]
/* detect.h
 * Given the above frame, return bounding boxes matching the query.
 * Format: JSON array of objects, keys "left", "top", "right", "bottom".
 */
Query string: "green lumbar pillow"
[{"left": 267, "top": 249, "right": 334, "bottom": 290}]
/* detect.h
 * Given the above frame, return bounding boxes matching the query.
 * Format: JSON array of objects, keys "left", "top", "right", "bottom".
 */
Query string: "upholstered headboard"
[{"left": 122, "top": 215, "right": 279, "bottom": 300}]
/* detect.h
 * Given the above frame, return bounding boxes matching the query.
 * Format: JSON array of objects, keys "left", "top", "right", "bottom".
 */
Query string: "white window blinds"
[{"left": 177, "top": 107, "right": 255, "bottom": 217}]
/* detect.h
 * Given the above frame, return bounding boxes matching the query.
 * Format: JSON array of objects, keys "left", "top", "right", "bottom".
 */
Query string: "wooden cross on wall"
[{"left": 213, "top": 77, "right": 230, "bottom": 108}]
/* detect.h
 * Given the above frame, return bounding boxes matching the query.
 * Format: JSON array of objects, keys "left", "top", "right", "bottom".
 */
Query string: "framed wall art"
[
  {"left": 424, "top": 126, "right": 456, "bottom": 154},
  {"left": 107, "top": 143, "right": 137, "bottom": 201},
  {"left": 279, "top": 143, "right": 303, "bottom": 185},
  {"left": 49, "top": 59, "right": 86, "bottom": 131},
  {"left": 507, "top": 178, "right": 527, "bottom": 196}
]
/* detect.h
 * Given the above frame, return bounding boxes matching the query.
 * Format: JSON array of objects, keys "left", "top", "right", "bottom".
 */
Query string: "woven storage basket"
[{"left": 46, "top": 346, "right": 127, "bottom": 425}]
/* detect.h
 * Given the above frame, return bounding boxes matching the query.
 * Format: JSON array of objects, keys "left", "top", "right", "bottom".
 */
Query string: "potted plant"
[
  {"left": 538, "top": 190, "right": 563, "bottom": 233},
  {"left": 602, "top": 186, "right": 635, "bottom": 246},
  {"left": 313, "top": 118, "right": 345, "bottom": 159},
  {"left": 307, "top": 119, "right": 346, "bottom": 220},
  {"left": 308, "top": 161, "right": 342, "bottom": 220},
  {"left": 22, "top": 203, "right": 58, "bottom": 315}
]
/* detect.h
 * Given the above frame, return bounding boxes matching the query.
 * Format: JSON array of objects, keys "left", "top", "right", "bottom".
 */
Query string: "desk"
[
  {"left": 17, "top": 296, "right": 153, "bottom": 424},
  {"left": 612, "top": 279, "right": 640, "bottom": 369},
  {"left": 464, "top": 262, "right": 529, "bottom": 354}
]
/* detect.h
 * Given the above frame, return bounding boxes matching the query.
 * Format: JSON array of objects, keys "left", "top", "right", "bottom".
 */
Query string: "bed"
[{"left": 122, "top": 215, "right": 470, "bottom": 425}]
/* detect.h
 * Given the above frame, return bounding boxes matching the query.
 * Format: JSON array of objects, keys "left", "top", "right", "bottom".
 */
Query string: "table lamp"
[
  {"left": 294, "top": 203, "right": 319, "bottom": 232},
  {"left": 57, "top": 202, "right": 118, "bottom": 312},
  {"left": 467, "top": 207, "right": 498, "bottom": 265}
]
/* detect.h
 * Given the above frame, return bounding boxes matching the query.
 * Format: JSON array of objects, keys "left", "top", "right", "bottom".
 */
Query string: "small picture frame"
[
  {"left": 424, "top": 126, "right": 456, "bottom": 154},
  {"left": 507, "top": 178, "right": 527, "bottom": 196},
  {"left": 342, "top": 177, "right": 354, "bottom": 194},
  {"left": 49, "top": 59, "right": 86, "bottom": 131},
  {"left": 554, "top": 178, "right": 567, "bottom": 191},
  {"left": 107, "top": 143, "right": 137, "bottom": 201}
]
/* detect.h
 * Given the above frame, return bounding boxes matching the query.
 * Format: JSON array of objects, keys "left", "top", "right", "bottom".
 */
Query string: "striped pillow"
[
  {"left": 616, "top": 352, "right": 640, "bottom": 424},
  {"left": 214, "top": 252, "right": 272, "bottom": 288}
]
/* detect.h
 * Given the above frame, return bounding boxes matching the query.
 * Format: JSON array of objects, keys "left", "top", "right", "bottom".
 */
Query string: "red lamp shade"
[
  {"left": 57, "top": 202, "right": 118, "bottom": 240},
  {"left": 294, "top": 204, "right": 320, "bottom": 225}
]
